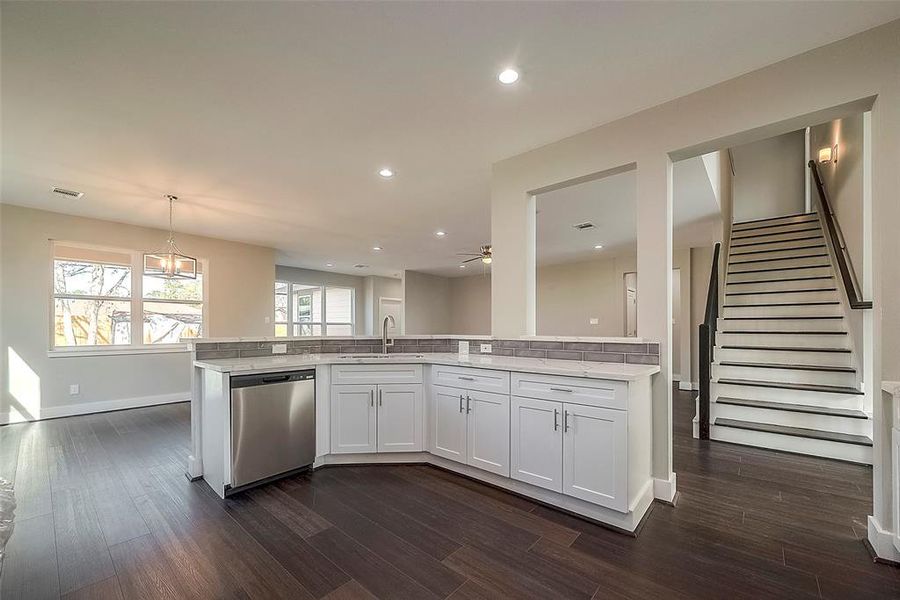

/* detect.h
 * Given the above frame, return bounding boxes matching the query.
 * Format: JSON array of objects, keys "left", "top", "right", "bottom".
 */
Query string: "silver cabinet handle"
[
  {"left": 553, "top": 408, "right": 559, "bottom": 431},
  {"left": 459, "top": 394, "right": 464, "bottom": 413},
  {"left": 563, "top": 410, "right": 570, "bottom": 432},
  {"left": 378, "top": 388, "right": 382, "bottom": 406},
  {"left": 466, "top": 395, "right": 472, "bottom": 414},
  {"left": 458, "top": 376, "right": 475, "bottom": 381},
  {"left": 550, "top": 387, "right": 573, "bottom": 393},
  {"left": 370, "top": 390, "right": 374, "bottom": 407}
]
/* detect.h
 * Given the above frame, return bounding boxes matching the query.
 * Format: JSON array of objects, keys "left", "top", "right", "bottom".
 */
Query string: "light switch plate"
[
  {"left": 272, "top": 343, "right": 287, "bottom": 354},
  {"left": 480, "top": 343, "right": 492, "bottom": 353},
  {"left": 69, "top": 384, "right": 80, "bottom": 396},
  {"left": 458, "top": 341, "right": 469, "bottom": 356},
  {"left": 590, "top": 317, "right": 599, "bottom": 325}
]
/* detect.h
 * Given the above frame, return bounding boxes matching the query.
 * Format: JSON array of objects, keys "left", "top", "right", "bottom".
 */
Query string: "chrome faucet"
[{"left": 382, "top": 315, "right": 395, "bottom": 354}]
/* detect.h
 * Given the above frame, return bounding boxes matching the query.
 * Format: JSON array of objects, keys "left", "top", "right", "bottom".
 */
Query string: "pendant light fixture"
[{"left": 143, "top": 195, "right": 197, "bottom": 279}]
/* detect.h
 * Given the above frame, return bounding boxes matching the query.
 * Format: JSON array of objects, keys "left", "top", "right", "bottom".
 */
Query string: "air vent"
[
  {"left": 353, "top": 264, "right": 369, "bottom": 269},
  {"left": 571, "top": 221, "right": 595, "bottom": 230},
  {"left": 51, "top": 186, "right": 84, "bottom": 199}
]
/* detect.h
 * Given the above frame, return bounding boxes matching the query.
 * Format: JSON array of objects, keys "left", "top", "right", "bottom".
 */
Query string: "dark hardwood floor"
[{"left": 1, "top": 389, "right": 898, "bottom": 599}]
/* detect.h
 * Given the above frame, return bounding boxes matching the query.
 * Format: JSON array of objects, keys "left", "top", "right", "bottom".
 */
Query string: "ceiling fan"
[{"left": 457, "top": 244, "right": 492, "bottom": 265}]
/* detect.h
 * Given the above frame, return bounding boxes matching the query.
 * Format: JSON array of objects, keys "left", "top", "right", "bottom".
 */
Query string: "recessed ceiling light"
[
  {"left": 459, "top": 264, "right": 467, "bottom": 269},
  {"left": 378, "top": 168, "right": 394, "bottom": 178},
  {"left": 325, "top": 263, "right": 334, "bottom": 267},
  {"left": 435, "top": 231, "right": 446, "bottom": 237},
  {"left": 498, "top": 68, "right": 519, "bottom": 85},
  {"left": 372, "top": 246, "right": 383, "bottom": 251},
  {"left": 594, "top": 244, "right": 604, "bottom": 250}
]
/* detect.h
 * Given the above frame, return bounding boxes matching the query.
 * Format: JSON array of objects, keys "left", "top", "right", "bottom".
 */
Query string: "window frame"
[
  {"left": 49, "top": 241, "right": 206, "bottom": 356},
  {"left": 273, "top": 280, "right": 355, "bottom": 337}
]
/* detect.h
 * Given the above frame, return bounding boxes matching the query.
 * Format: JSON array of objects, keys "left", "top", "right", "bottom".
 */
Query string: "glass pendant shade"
[{"left": 143, "top": 195, "right": 198, "bottom": 279}]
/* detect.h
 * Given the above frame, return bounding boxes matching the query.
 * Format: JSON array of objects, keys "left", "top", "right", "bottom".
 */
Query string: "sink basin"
[{"left": 337, "top": 353, "right": 425, "bottom": 359}]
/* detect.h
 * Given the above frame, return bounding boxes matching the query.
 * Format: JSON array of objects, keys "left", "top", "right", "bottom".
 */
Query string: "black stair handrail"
[
  {"left": 807, "top": 160, "right": 872, "bottom": 310},
  {"left": 698, "top": 242, "right": 721, "bottom": 440}
]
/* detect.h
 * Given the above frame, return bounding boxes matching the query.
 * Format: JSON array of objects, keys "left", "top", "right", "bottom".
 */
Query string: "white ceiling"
[
  {"left": 3, "top": 2, "right": 899, "bottom": 277},
  {"left": 533, "top": 156, "right": 720, "bottom": 269}
]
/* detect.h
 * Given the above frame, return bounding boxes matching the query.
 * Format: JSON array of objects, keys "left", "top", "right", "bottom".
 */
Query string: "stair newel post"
[{"left": 699, "top": 322, "right": 711, "bottom": 440}]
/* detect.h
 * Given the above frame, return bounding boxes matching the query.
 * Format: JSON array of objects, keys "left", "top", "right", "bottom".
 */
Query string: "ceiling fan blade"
[
  {"left": 456, "top": 252, "right": 480, "bottom": 257},
  {"left": 461, "top": 256, "right": 482, "bottom": 263}
]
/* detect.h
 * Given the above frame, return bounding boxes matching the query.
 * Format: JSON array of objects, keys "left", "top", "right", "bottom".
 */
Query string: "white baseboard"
[
  {"left": 0, "top": 391, "right": 190, "bottom": 425},
  {"left": 653, "top": 472, "right": 677, "bottom": 503},
  {"left": 867, "top": 515, "right": 900, "bottom": 563},
  {"left": 678, "top": 381, "right": 696, "bottom": 392}
]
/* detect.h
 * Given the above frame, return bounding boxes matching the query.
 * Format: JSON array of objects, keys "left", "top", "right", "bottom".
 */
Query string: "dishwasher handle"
[
  {"left": 231, "top": 369, "right": 315, "bottom": 389},
  {"left": 261, "top": 375, "right": 291, "bottom": 384}
]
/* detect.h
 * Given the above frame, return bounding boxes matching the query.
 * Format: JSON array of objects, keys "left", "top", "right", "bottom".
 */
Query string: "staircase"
[{"left": 709, "top": 211, "right": 873, "bottom": 464}]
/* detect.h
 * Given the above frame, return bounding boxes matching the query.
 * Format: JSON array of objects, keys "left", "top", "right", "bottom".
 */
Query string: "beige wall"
[
  {"left": 402, "top": 270, "right": 450, "bottom": 335},
  {"left": 448, "top": 274, "right": 491, "bottom": 335},
  {"left": 0, "top": 204, "right": 275, "bottom": 422},
  {"left": 731, "top": 130, "right": 806, "bottom": 222},
  {"left": 364, "top": 275, "right": 403, "bottom": 335},
  {"left": 489, "top": 21, "right": 900, "bottom": 512}
]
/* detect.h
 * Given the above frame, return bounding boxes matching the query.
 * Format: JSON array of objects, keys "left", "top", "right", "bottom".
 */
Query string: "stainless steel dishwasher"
[{"left": 229, "top": 369, "right": 315, "bottom": 493}]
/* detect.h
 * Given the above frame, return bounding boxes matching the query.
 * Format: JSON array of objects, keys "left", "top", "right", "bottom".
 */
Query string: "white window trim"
[
  {"left": 49, "top": 241, "right": 207, "bottom": 356},
  {"left": 274, "top": 281, "right": 355, "bottom": 337}
]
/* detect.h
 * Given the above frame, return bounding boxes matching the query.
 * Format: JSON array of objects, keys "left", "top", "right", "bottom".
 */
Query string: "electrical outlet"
[
  {"left": 264, "top": 316, "right": 271, "bottom": 324},
  {"left": 480, "top": 343, "right": 492, "bottom": 353},
  {"left": 589, "top": 317, "right": 599, "bottom": 325},
  {"left": 458, "top": 341, "right": 469, "bottom": 356},
  {"left": 272, "top": 343, "right": 287, "bottom": 354},
  {"left": 69, "top": 384, "right": 80, "bottom": 396}
]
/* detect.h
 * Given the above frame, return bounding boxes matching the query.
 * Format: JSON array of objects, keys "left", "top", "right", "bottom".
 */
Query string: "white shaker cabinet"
[
  {"left": 510, "top": 396, "right": 563, "bottom": 492},
  {"left": 377, "top": 383, "right": 423, "bottom": 453},
  {"left": 430, "top": 384, "right": 510, "bottom": 476},
  {"left": 562, "top": 403, "right": 628, "bottom": 512},
  {"left": 330, "top": 384, "right": 377, "bottom": 454},
  {"left": 431, "top": 384, "right": 468, "bottom": 463}
]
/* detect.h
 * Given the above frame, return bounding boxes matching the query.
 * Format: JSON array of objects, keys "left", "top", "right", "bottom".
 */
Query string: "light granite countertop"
[
  {"left": 187, "top": 334, "right": 655, "bottom": 344},
  {"left": 194, "top": 352, "right": 660, "bottom": 381}
]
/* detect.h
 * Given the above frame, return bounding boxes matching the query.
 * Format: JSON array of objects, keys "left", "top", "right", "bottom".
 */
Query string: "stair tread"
[
  {"left": 729, "top": 252, "right": 828, "bottom": 265},
  {"left": 718, "top": 361, "right": 855, "bottom": 373},
  {"left": 725, "top": 288, "right": 837, "bottom": 296},
  {"left": 721, "top": 330, "right": 845, "bottom": 335},
  {"left": 730, "top": 244, "right": 826, "bottom": 257},
  {"left": 732, "top": 212, "right": 818, "bottom": 227},
  {"left": 728, "top": 264, "right": 831, "bottom": 275},
  {"left": 723, "top": 316, "right": 842, "bottom": 320},
  {"left": 731, "top": 227, "right": 821, "bottom": 241},
  {"left": 717, "top": 378, "right": 863, "bottom": 395},
  {"left": 715, "top": 396, "right": 867, "bottom": 418},
  {"left": 714, "top": 418, "right": 872, "bottom": 446},
  {"left": 727, "top": 276, "right": 834, "bottom": 285},
  {"left": 721, "top": 345, "right": 851, "bottom": 352},
  {"left": 723, "top": 301, "right": 840, "bottom": 307}
]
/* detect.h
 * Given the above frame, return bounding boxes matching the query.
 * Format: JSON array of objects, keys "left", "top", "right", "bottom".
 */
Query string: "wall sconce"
[{"left": 818, "top": 144, "right": 838, "bottom": 164}]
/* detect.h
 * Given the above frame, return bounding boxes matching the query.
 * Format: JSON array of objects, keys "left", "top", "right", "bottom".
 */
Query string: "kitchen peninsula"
[{"left": 190, "top": 335, "right": 660, "bottom": 533}]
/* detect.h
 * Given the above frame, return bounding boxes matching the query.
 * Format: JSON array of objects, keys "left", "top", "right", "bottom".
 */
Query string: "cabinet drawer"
[
  {"left": 431, "top": 365, "right": 510, "bottom": 394},
  {"left": 511, "top": 372, "right": 626, "bottom": 410},
  {"left": 332, "top": 364, "right": 423, "bottom": 385}
]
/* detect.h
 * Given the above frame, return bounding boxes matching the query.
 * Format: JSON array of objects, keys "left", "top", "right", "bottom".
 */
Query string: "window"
[
  {"left": 273, "top": 281, "right": 354, "bottom": 337},
  {"left": 52, "top": 243, "right": 204, "bottom": 349}
]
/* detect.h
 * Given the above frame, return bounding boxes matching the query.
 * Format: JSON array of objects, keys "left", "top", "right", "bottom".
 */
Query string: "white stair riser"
[
  {"left": 729, "top": 246, "right": 828, "bottom": 262},
  {"left": 731, "top": 229, "right": 823, "bottom": 246},
  {"left": 712, "top": 403, "right": 871, "bottom": 436},
  {"left": 727, "top": 266, "right": 832, "bottom": 282},
  {"left": 731, "top": 237, "right": 825, "bottom": 254},
  {"left": 725, "top": 277, "right": 835, "bottom": 292},
  {"left": 714, "top": 363, "right": 856, "bottom": 387},
  {"left": 710, "top": 425, "right": 872, "bottom": 464},
  {"left": 733, "top": 215, "right": 818, "bottom": 231},
  {"left": 724, "top": 290, "right": 838, "bottom": 305},
  {"left": 729, "top": 256, "right": 829, "bottom": 271},
  {"left": 731, "top": 220, "right": 822, "bottom": 237},
  {"left": 723, "top": 304, "right": 842, "bottom": 318},
  {"left": 716, "top": 347, "right": 852, "bottom": 367},
  {"left": 717, "top": 332, "right": 848, "bottom": 348},
  {"left": 717, "top": 317, "right": 845, "bottom": 332},
  {"left": 712, "top": 382, "right": 862, "bottom": 409}
]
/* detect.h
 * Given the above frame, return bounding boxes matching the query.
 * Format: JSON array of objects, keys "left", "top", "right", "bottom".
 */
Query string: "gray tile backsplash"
[{"left": 194, "top": 336, "right": 659, "bottom": 365}]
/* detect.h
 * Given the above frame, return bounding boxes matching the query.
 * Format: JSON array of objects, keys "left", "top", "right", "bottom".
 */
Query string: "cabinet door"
[
  {"left": 430, "top": 384, "right": 467, "bottom": 464},
  {"left": 562, "top": 403, "right": 627, "bottom": 512},
  {"left": 330, "top": 384, "right": 377, "bottom": 454},
  {"left": 377, "top": 384, "right": 423, "bottom": 453},
  {"left": 510, "top": 396, "right": 563, "bottom": 492},
  {"left": 466, "top": 389, "right": 510, "bottom": 476}
]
